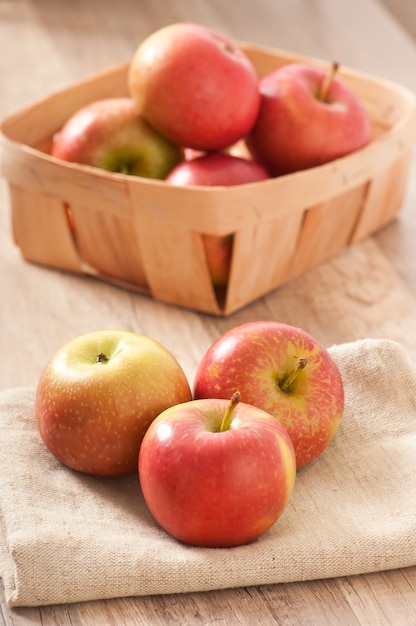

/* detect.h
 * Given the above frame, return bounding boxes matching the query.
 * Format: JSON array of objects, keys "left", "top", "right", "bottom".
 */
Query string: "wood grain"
[{"left": 1, "top": 0, "right": 416, "bottom": 623}]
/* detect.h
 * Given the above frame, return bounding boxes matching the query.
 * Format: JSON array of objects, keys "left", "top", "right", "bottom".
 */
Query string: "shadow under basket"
[{"left": 1, "top": 44, "right": 416, "bottom": 316}]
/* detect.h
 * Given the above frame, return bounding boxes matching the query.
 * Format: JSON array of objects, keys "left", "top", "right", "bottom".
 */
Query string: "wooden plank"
[{"left": 9, "top": 184, "right": 83, "bottom": 273}]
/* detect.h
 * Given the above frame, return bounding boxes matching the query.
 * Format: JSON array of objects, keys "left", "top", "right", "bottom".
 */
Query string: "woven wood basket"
[{"left": 1, "top": 44, "right": 416, "bottom": 315}]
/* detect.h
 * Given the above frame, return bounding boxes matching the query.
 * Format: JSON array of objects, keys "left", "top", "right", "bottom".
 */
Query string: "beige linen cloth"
[{"left": 1, "top": 337, "right": 416, "bottom": 607}]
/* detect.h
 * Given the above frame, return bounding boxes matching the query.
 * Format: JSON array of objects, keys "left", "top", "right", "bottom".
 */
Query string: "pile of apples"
[
  {"left": 35, "top": 321, "right": 344, "bottom": 549},
  {"left": 52, "top": 22, "right": 371, "bottom": 183}
]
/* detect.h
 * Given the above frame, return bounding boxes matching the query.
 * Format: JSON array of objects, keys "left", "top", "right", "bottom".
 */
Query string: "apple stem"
[
  {"left": 317, "top": 62, "right": 340, "bottom": 102},
  {"left": 279, "top": 358, "right": 307, "bottom": 392},
  {"left": 219, "top": 391, "right": 241, "bottom": 432},
  {"left": 96, "top": 352, "right": 109, "bottom": 364}
]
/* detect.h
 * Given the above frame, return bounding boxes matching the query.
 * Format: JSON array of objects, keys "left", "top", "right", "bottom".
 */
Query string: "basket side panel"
[
  {"left": 224, "top": 212, "right": 304, "bottom": 314},
  {"left": 9, "top": 184, "right": 83, "bottom": 273},
  {"left": 132, "top": 215, "right": 222, "bottom": 315},
  {"left": 351, "top": 150, "right": 413, "bottom": 243},
  {"left": 68, "top": 204, "right": 148, "bottom": 286},
  {"left": 289, "top": 184, "right": 367, "bottom": 278}
]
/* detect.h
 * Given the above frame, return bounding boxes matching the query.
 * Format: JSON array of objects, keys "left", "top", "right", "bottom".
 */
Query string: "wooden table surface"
[{"left": 1, "top": 0, "right": 416, "bottom": 623}]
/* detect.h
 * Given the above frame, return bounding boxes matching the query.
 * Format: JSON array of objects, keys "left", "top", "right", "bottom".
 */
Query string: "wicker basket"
[{"left": 1, "top": 44, "right": 415, "bottom": 315}]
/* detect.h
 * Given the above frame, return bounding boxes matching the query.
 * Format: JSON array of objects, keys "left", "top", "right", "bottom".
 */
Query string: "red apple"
[
  {"left": 166, "top": 152, "right": 270, "bottom": 287},
  {"left": 139, "top": 392, "right": 296, "bottom": 548},
  {"left": 51, "top": 97, "right": 184, "bottom": 178},
  {"left": 193, "top": 321, "right": 344, "bottom": 470},
  {"left": 128, "top": 23, "right": 261, "bottom": 151},
  {"left": 166, "top": 152, "right": 270, "bottom": 186},
  {"left": 35, "top": 329, "right": 192, "bottom": 477},
  {"left": 246, "top": 62, "right": 371, "bottom": 176}
]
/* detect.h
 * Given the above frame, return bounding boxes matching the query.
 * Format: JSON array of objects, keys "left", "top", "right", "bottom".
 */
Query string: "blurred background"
[
  {"left": 380, "top": 0, "right": 416, "bottom": 40},
  {"left": 1, "top": 0, "right": 416, "bottom": 122}
]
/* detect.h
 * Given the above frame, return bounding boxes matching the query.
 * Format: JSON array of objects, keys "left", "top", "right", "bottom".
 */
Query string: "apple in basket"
[
  {"left": 193, "top": 321, "right": 345, "bottom": 470},
  {"left": 246, "top": 62, "right": 371, "bottom": 175},
  {"left": 128, "top": 22, "right": 261, "bottom": 151},
  {"left": 35, "top": 329, "right": 192, "bottom": 477},
  {"left": 51, "top": 97, "right": 184, "bottom": 178},
  {"left": 166, "top": 152, "right": 270, "bottom": 287},
  {"left": 139, "top": 391, "right": 296, "bottom": 548}
]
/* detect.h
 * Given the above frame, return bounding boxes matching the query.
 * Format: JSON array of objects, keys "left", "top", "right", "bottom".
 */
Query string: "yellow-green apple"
[
  {"left": 51, "top": 97, "right": 184, "bottom": 178},
  {"left": 35, "top": 329, "right": 192, "bottom": 477},
  {"left": 193, "top": 321, "right": 344, "bottom": 470},
  {"left": 128, "top": 23, "right": 261, "bottom": 151},
  {"left": 166, "top": 152, "right": 270, "bottom": 287},
  {"left": 139, "top": 392, "right": 296, "bottom": 548},
  {"left": 246, "top": 62, "right": 371, "bottom": 176}
]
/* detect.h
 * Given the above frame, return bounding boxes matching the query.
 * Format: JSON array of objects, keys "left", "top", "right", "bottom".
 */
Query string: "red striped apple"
[
  {"left": 51, "top": 97, "right": 184, "bottom": 178},
  {"left": 139, "top": 392, "right": 296, "bottom": 547},
  {"left": 35, "top": 329, "right": 192, "bottom": 477},
  {"left": 128, "top": 23, "right": 261, "bottom": 151},
  {"left": 193, "top": 321, "right": 344, "bottom": 470},
  {"left": 246, "top": 62, "right": 371, "bottom": 175}
]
